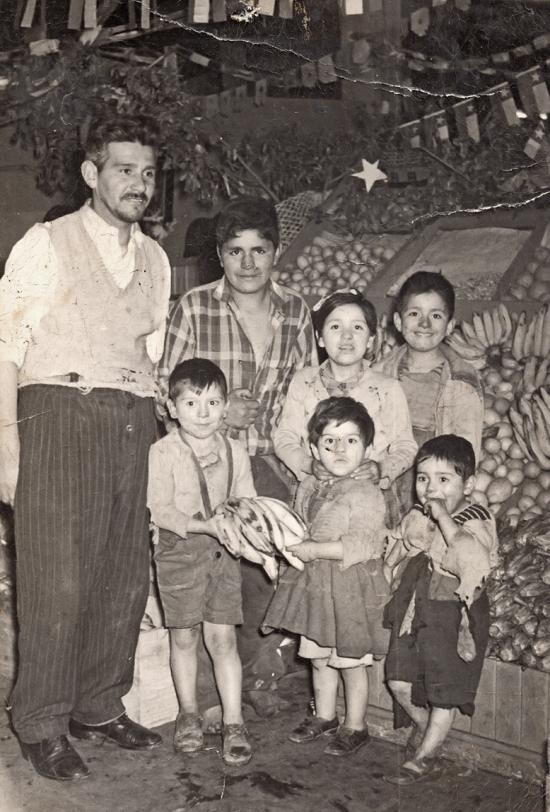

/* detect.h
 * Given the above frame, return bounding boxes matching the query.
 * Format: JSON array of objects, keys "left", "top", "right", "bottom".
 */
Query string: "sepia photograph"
[{"left": 0, "top": 0, "right": 549, "bottom": 809}]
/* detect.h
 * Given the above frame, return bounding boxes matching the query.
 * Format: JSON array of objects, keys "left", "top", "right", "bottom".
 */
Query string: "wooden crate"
[
  {"left": 123, "top": 628, "right": 178, "bottom": 729},
  {"left": 366, "top": 209, "right": 550, "bottom": 312},
  {"left": 367, "top": 656, "right": 549, "bottom": 780}
]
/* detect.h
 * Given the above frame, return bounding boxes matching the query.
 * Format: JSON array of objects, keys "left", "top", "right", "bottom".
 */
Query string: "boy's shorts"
[
  {"left": 299, "top": 636, "right": 373, "bottom": 669},
  {"left": 154, "top": 529, "right": 243, "bottom": 628},
  {"left": 385, "top": 590, "right": 489, "bottom": 717}
]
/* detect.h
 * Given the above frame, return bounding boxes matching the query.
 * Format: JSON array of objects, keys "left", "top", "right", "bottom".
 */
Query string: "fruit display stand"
[
  {"left": 274, "top": 204, "right": 550, "bottom": 326},
  {"left": 364, "top": 208, "right": 550, "bottom": 321},
  {"left": 272, "top": 183, "right": 410, "bottom": 302}
]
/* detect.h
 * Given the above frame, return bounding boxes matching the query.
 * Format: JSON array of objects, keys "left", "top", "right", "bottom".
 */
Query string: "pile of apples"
[
  {"left": 508, "top": 246, "right": 550, "bottom": 302},
  {"left": 274, "top": 235, "right": 396, "bottom": 298}
]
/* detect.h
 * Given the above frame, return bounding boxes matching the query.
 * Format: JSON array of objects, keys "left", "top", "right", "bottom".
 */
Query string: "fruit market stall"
[{"left": 273, "top": 196, "right": 550, "bottom": 318}]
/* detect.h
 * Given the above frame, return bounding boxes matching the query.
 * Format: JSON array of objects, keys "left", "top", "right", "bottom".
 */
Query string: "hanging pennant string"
[
  {"left": 68, "top": 0, "right": 85, "bottom": 29},
  {"left": 141, "top": 0, "right": 151, "bottom": 29},
  {"left": 84, "top": 0, "right": 98, "bottom": 28},
  {"left": 20, "top": 0, "right": 38, "bottom": 27}
]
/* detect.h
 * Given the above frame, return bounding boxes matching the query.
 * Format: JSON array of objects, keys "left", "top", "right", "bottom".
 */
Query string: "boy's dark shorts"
[
  {"left": 385, "top": 563, "right": 489, "bottom": 717},
  {"left": 154, "top": 529, "right": 243, "bottom": 628}
]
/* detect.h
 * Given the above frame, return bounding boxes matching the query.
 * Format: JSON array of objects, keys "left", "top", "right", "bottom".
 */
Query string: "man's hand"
[
  {"left": 224, "top": 388, "right": 260, "bottom": 430},
  {"left": 291, "top": 541, "right": 319, "bottom": 563},
  {"left": 0, "top": 433, "right": 20, "bottom": 506}
]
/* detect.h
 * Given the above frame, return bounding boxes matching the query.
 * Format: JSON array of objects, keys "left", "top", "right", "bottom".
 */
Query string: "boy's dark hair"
[
  {"left": 312, "top": 289, "right": 377, "bottom": 337},
  {"left": 307, "top": 396, "right": 375, "bottom": 449},
  {"left": 215, "top": 196, "right": 279, "bottom": 251},
  {"left": 169, "top": 358, "right": 228, "bottom": 401},
  {"left": 85, "top": 116, "right": 161, "bottom": 170},
  {"left": 395, "top": 271, "right": 455, "bottom": 319},
  {"left": 415, "top": 434, "right": 475, "bottom": 480}
]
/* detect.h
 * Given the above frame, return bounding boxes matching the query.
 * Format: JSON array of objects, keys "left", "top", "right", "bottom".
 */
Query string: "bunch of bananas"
[
  {"left": 446, "top": 303, "right": 514, "bottom": 370},
  {"left": 510, "top": 304, "right": 550, "bottom": 361},
  {"left": 518, "top": 356, "right": 550, "bottom": 394},
  {"left": 509, "top": 389, "right": 550, "bottom": 469},
  {"left": 372, "top": 313, "right": 399, "bottom": 364},
  {"left": 216, "top": 496, "right": 307, "bottom": 580}
]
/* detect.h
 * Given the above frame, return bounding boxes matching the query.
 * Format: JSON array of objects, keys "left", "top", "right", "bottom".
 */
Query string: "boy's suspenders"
[{"left": 178, "top": 435, "right": 234, "bottom": 520}]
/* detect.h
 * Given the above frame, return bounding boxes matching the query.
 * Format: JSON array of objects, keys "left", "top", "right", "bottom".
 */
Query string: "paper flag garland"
[
  {"left": 67, "top": 0, "right": 84, "bottom": 29},
  {"left": 301, "top": 63, "right": 317, "bottom": 88},
  {"left": 517, "top": 67, "right": 550, "bottom": 116},
  {"left": 190, "top": 0, "right": 210, "bottom": 23},
  {"left": 410, "top": 7, "right": 430, "bottom": 37},
  {"left": 352, "top": 159, "right": 388, "bottom": 192},
  {"left": 340, "top": 0, "right": 364, "bottom": 13},
  {"left": 453, "top": 100, "right": 480, "bottom": 143},
  {"left": 490, "top": 83, "right": 519, "bottom": 127},
  {"left": 318, "top": 55, "right": 338, "bottom": 84},
  {"left": 212, "top": 0, "right": 227, "bottom": 22},
  {"left": 524, "top": 123, "right": 546, "bottom": 159},
  {"left": 398, "top": 119, "right": 422, "bottom": 148},
  {"left": 278, "top": 0, "right": 294, "bottom": 18}
]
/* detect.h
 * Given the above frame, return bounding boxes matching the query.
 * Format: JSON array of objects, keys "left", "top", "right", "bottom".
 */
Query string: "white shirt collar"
[{"left": 81, "top": 199, "right": 143, "bottom": 245}]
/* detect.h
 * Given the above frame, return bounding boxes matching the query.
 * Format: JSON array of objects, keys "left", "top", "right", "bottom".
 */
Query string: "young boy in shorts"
[
  {"left": 383, "top": 435, "right": 498, "bottom": 784},
  {"left": 147, "top": 358, "right": 256, "bottom": 766}
]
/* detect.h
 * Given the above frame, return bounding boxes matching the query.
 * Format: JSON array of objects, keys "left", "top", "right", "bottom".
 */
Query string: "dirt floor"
[{"left": 0, "top": 672, "right": 546, "bottom": 812}]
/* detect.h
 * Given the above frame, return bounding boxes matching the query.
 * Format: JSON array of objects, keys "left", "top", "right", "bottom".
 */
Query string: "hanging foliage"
[{"left": 3, "top": 43, "right": 228, "bottom": 207}]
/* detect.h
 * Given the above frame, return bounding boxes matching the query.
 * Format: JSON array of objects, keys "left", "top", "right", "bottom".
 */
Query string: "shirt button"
[
  {"left": 214, "top": 551, "right": 222, "bottom": 559},
  {"left": 126, "top": 424, "right": 133, "bottom": 433}
]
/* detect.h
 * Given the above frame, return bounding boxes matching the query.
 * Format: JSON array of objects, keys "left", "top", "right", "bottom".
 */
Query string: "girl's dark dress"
[{"left": 263, "top": 474, "right": 390, "bottom": 659}]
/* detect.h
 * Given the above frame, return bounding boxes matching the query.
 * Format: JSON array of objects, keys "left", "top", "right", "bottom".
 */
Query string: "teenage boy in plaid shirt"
[{"left": 159, "top": 196, "right": 317, "bottom": 717}]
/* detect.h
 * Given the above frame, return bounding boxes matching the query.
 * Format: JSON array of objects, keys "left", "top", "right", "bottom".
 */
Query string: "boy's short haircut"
[
  {"left": 395, "top": 271, "right": 455, "bottom": 319},
  {"left": 307, "top": 396, "right": 375, "bottom": 449},
  {"left": 416, "top": 434, "right": 475, "bottom": 480},
  {"left": 215, "top": 196, "right": 279, "bottom": 251},
  {"left": 169, "top": 358, "right": 228, "bottom": 401},
  {"left": 312, "top": 290, "right": 377, "bottom": 337},
  {"left": 84, "top": 115, "right": 161, "bottom": 170}
]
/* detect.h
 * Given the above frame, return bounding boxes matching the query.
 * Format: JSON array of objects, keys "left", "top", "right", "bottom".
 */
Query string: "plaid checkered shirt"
[{"left": 159, "top": 278, "right": 317, "bottom": 456}]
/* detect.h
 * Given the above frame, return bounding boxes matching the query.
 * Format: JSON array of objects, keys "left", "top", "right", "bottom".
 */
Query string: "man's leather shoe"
[
  {"left": 20, "top": 735, "right": 90, "bottom": 781},
  {"left": 69, "top": 713, "right": 162, "bottom": 750}
]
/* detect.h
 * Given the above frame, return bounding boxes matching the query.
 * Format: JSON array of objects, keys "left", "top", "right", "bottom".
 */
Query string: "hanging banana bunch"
[
  {"left": 509, "top": 388, "right": 550, "bottom": 470},
  {"left": 372, "top": 313, "right": 399, "bottom": 363},
  {"left": 510, "top": 304, "right": 550, "bottom": 362},
  {"left": 518, "top": 356, "right": 550, "bottom": 394},
  {"left": 446, "top": 303, "right": 514, "bottom": 371}
]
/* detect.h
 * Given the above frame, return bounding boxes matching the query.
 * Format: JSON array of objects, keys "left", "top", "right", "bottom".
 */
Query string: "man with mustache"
[{"left": 0, "top": 116, "right": 171, "bottom": 781}]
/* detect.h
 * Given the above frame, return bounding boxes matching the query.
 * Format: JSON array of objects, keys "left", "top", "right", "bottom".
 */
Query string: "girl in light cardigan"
[{"left": 273, "top": 290, "right": 416, "bottom": 507}]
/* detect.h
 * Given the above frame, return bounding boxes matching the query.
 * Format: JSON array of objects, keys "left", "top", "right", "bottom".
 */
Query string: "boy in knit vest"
[{"left": 0, "top": 116, "right": 170, "bottom": 781}]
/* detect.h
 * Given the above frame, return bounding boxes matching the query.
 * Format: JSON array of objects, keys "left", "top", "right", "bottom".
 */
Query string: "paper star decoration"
[{"left": 351, "top": 159, "right": 387, "bottom": 192}]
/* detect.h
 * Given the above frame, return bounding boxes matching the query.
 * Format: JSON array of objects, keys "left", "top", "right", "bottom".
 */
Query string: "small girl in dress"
[{"left": 263, "top": 396, "right": 390, "bottom": 757}]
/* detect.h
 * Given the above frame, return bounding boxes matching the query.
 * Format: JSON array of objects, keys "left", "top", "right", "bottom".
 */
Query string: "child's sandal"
[
  {"left": 173, "top": 712, "right": 204, "bottom": 753},
  {"left": 222, "top": 723, "right": 252, "bottom": 767},
  {"left": 384, "top": 756, "right": 444, "bottom": 785}
]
